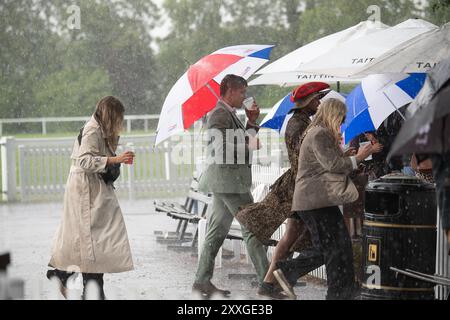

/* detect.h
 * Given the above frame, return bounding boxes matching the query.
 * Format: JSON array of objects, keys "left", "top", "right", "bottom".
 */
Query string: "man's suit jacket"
[{"left": 198, "top": 100, "right": 257, "bottom": 194}]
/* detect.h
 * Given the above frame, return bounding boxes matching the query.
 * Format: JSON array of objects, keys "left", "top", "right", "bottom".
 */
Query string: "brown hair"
[
  {"left": 94, "top": 96, "right": 125, "bottom": 151},
  {"left": 220, "top": 74, "right": 247, "bottom": 97}
]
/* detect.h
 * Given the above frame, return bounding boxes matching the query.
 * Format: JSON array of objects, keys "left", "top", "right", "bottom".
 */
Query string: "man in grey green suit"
[{"left": 192, "top": 75, "right": 286, "bottom": 300}]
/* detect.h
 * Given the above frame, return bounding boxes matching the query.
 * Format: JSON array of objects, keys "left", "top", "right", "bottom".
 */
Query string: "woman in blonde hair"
[
  {"left": 47, "top": 96, "right": 135, "bottom": 299},
  {"left": 273, "top": 98, "right": 381, "bottom": 300}
]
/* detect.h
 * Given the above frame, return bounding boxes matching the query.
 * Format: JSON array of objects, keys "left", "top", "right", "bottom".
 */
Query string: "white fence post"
[
  {"left": 126, "top": 142, "right": 135, "bottom": 201},
  {"left": 127, "top": 119, "right": 131, "bottom": 133},
  {"left": 18, "top": 145, "right": 28, "bottom": 202},
  {"left": 0, "top": 137, "right": 17, "bottom": 202},
  {"left": 164, "top": 141, "right": 171, "bottom": 181}
]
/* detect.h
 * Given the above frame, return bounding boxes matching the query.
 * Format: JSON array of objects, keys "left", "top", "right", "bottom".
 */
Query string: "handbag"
[
  {"left": 77, "top": 127, "right": 121, "bottom": 185},
  {"left": 99, "top": 163, "right": 121, "bottom": 184}
]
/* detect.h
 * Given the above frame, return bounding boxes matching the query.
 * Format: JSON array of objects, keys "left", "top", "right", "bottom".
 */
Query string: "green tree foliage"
[
  {"left": 33, "top": 66, "right": 112, "bottom": 117},
  {"left": 1, "top": 0, "right": 447, "bottom": 125},
  {"left": 0, "top": 0, "right": 60, "bottom": 118},
  {"left": 51, "top": 0, "right": 162, "bottom": 114},
  {"left": 426, "top": 0, "right": 450, "bottom": 25},
  {"left": 0, "top": 0, "right": 161, "bottom": 121}
]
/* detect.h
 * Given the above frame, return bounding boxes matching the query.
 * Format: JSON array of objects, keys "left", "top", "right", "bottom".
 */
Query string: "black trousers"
[
  {"left": 48, "top": 269, "right": 105, "bottom": 299},
  {"left": 282, "top": 206, "right": 355, "bottom": 300}
]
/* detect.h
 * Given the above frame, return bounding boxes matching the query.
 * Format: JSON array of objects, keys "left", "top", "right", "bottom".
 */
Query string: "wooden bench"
[{"left": 154, "top": 179, "right": 212, "bottom": 250}]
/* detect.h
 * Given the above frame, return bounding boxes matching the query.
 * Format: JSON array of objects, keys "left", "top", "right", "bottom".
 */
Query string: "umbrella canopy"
[
  {"left": 353, "top": 22, "right": 450, "bottom": 77},
  {"left": 155, "top": 45, "right": 275, "bottom": 146},
  {"left": 389, "top": 56, "right": 450, "bottom": 157},
  {"left": 249, "top": 20, "right": 388, "bottom": 86},
  {"left": 297, "top": 19, "right": 438, "bottom": 78},
  {"left": 342, "top": 73, "right": 426, "bottom": 144},
  {"left": 261, "top": 90, "right": 345, "bottom": 134},
  {"left": 389, "top": 84, "right": 450, "bottom": 156},
  {"left": 249, "top": 72, "right": 361, "bottom": 87},
  {"left": 407, "top": 54, "right": 450, "bottom": 117}
]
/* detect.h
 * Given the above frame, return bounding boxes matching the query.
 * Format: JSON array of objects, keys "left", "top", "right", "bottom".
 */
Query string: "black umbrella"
[{"left": 388, "top": 55, "right": 450, "bottom": 158}]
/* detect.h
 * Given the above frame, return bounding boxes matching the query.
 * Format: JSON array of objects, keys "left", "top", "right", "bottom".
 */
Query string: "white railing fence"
[
  {"left": 0, "top": 109, "right": 273, "bottom": 136},
  {"left": 1, "top": 129, "right": 288, "bottom": 202},
  {"left": 0, "top": 115, "right": 160, "bottom": 136}
]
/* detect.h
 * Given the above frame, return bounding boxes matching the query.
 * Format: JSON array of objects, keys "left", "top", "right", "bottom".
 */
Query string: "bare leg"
[
  {"left": 343, "top": 215, "right": 354, "bottom": 238},
  {"left": 264, "top": 218, "right": 302, "bottom": 284}
]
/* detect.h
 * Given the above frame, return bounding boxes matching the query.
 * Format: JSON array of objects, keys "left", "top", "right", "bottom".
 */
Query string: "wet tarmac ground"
[{"left": 0, "top": 199, "right": 326, "bottom": 300}]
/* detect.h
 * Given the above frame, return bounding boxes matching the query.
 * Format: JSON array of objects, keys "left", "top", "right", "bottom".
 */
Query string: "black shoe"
[
  {"left": 275, "top": 260, "right": 297, "bottom": 287},
  {"left": 82, "top": 274, "right": 106, "bottom": 300},
  {"left": 273, "top": 269, "right": 297, "bottom": 300},
  {"left": 46, "top": 269, "right": 74, "bottom": 299},
  {"left": 192, "top": 281, "right": 231, "bottom": 299},
  {"left": 257, "top": 282, "right": 289, "bottom": 300}
]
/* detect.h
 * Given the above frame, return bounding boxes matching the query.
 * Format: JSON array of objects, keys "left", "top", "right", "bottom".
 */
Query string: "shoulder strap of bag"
[{"left": 77, "top": 127, "right": 84, "bottom": 146}]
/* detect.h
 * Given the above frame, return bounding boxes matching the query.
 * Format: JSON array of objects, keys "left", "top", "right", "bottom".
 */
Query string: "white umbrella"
[
  {"left": 249, "top": 20, "right": 388, "bottom": 86},
  {"left": 352, "top": 22, "right": 450, "bottom": 77},
  {"left": 297, "top": 19, "right": 438, "bottom": 78},
  {"left": 249, "top": 71, "right": 360, "bottom": 87}
]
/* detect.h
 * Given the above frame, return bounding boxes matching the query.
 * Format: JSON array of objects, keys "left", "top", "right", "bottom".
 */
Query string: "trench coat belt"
[{"left": 69, "top": 166, "right": 85, "bottom": 173}]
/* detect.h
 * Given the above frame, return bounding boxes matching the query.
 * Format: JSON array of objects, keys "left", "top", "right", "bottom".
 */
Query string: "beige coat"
[
  {"left": 49, "top": 116, "right": 134, "bottom": 273},
  {"left": 292, "top": 125, "right": 358, "bottom": 212}
]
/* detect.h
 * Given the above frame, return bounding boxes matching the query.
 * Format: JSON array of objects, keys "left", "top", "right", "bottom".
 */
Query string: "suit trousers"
[{"left": 194, "top": 192, "right": 269, "bottom": 285}]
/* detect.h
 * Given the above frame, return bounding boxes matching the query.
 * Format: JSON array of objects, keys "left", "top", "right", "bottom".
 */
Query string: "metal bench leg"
[
  {"left": 232, "top": 240, "right": 241, "bottom": 263},
  {"left": 175, "top": 220, "right": 183, "bottom": 235},
  {"left": 178, "top": 220, "right": 189, "bottom": 241},
  {"left": 191, "top": 226, "right": 199, "bottom": 248},
  {"left": 197, "top": 218, "right": 207, "bottom": 258}
]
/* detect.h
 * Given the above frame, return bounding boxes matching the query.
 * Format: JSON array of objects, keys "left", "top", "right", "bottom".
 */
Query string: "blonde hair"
[
  {"left": 308, "top": 98, "right": 347, "bottom": 143},
  {"left": 94, "top": 96, "right": 125, "bottom": 151}
]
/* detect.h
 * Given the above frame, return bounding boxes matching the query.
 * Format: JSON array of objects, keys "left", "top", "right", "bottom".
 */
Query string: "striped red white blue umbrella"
[
  {"left": 155, "top": 45, "right": 275, "bottom": 145},
  {"left": 342, "top": 73, "right": 426, "bottom": 144}
]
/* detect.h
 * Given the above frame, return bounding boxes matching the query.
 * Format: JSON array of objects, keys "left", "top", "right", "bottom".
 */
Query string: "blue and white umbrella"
[
  {"left": 343, "top": 73, "right": 426, "bottom": 144},
  {"left": 261, "top": 90, "right": 346, "bottom": 134}
]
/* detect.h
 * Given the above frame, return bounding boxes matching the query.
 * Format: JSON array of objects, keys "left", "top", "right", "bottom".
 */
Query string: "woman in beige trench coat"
[{"left": 47, "top": 96, "right": 135, "bottom": 299}]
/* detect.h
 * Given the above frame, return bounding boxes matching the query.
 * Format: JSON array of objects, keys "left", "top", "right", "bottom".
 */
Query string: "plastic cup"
[
  {"left": 243, "top": 97, "right": 255, "bottom": 110},
  {"left": 125, "top": 151, "right": 135, "bottom": 165},
  {"left": 360, "top": 141, "right": 373, "bottom": 161}
]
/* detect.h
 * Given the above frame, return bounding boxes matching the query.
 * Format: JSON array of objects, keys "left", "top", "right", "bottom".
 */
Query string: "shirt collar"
[{"left": 220, "top": 99, "right": 237, "bottom": 114}]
